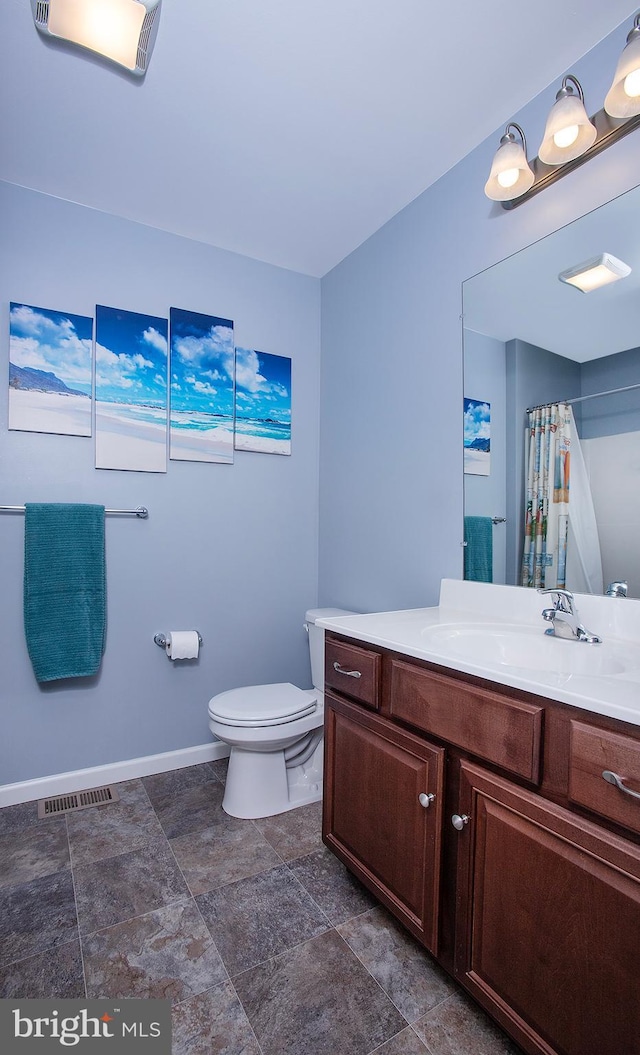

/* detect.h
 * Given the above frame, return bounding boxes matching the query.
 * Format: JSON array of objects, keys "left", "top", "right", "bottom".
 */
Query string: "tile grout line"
[{"left": 65, "top": 813, "right": 89, "bottom": 1000}]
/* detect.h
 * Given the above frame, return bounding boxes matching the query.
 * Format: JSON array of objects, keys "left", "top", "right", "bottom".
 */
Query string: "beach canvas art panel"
[
  {"left": 234, "top": 349, "right": 292, "bottom": 455},
  {"left": 9, "top": 302, "right": 92, "bottom": 436},
  {"left": 464, "top": 397, "right": 490, "bottom": 476},
  {"left": 169, "top": 308, "right": 235, "bottom": 463},
  {"left": 95, "top": 305, "right": 168, "bottom": 473}
]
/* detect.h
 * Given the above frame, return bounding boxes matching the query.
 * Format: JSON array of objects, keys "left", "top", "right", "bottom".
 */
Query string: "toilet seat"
[{"left": 208, "top": 683, "right": 318, "bottom": 728}]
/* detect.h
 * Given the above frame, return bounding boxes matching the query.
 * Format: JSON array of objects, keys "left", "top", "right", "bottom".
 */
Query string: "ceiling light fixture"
[
  {"left": 558, "top": 253, "right": 632, "bottom": 293},
  {"left": 485, "top": 14, "right": 640, "bottom": 209},
  {"left": 31, "top": 0, "right": 161, "bottom": 76},
  {"left": 538, "top": 75, "right": 596, "bottom": 165},
  {"left": 484, "top": 123, "right": 535, "bottom": 201},
  {"left": 604, "top": 12, "right": 640, "bottom": 118}
]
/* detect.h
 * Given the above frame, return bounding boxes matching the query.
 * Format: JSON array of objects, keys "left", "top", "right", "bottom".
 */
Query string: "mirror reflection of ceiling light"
[
  {"left": 558, "top": 253, "right": 632, "bottom": 293},
  {"left": 31, "top": 0, "right": 161, "bottom": 76}
]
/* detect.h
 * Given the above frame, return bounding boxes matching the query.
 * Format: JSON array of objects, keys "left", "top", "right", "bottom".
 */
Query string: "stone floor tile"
[
  {"left": 83, "top": 899, "right": 226, "bottom": 1000},
  {"left": 0, "top": 800, "right": 42, "bottom": 836},
  {"left": 0, "top": 818, "right": 70, "bottom": 889},
  {"left": 196, "top": 864, "right": 329, "bottom": 975},
  {"left": 289, "top": 846, "right": 377, "bottom": 924},
  {"left": 74, "top": 838, "right": 189, "bottom": 935},
  {"left": 67, "top": 779, "right": 165, "bottom": 866},
  {"left": 253, "top": 800, "right": 323, "bottom": 861},
  {"left": 172, "top": 981, "right": 261, "bottom": 1055},
  {"left": 234, "top": 928, "right": 407, "bottom": 1055},
  {"left": 339, "top": 906, "right": 456, "bottom": 1023},
  {"left": 170, "top": 820, "right": 282, "bottom": 895},
  {"left": 369, "top": 1026, "right": 432, "bottom": 1055},
  {"left": 412, "top": 991, "right": 521, "bottom": 1055},
  {"left": 0, "top": 939, "right": 85, "bottom": 998},
  {"left": 142, "top": 765, "right": 218, "bottom": 805},
  {"left": 148, "top": 781, "right": 226, "bottom": 840},
  {"left": 0, "top": 871, "right": 79, "bottom": 966},
  {"left": 209, "top": 758, "right": 229, "bottom": 786}
]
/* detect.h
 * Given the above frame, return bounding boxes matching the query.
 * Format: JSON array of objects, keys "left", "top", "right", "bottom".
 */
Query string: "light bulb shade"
[
  {"left": 604, "top": 31, "right": 640, "bottom": 118},
  {"left": 484, "top": 137, "right": 535, "bottom": 202},
  {"left": 538, "top": 92, "right": 597, "bottom": 165},
  {"left": 32, "top": 0, "right": 161, "bottom": 75}
]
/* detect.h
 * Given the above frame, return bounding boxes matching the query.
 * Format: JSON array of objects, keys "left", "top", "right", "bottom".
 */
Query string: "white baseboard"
[{"left": 0, "top": 740, "right": 231, "bottom": 808}]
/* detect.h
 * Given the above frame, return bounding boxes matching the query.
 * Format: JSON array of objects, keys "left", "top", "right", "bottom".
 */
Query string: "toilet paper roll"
[{"left": 165, "top": 631, "right": 200, "bottom": 661}]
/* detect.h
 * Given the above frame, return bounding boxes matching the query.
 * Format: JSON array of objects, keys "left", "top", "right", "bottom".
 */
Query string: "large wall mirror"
[{"left": 463, "top": 183, "right": 640, "bottom": 597}]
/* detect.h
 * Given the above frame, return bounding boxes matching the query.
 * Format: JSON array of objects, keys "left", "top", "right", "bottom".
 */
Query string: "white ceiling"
[
  {"left": 464, "top": 183, "right": 640, "bottom": 362},
  {"left": 1, "top": 1, "right": 638, "bottom": 276}
]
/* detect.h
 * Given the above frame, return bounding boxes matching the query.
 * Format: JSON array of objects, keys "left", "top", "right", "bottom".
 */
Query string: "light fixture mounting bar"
[{"left": 502, "top": 106, "right": 640, "bottom": 209}]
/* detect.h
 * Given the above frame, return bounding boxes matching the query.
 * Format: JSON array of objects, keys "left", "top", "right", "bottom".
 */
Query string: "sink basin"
[{"left": 420, "top": 622, "right": 628, "bottom": 676}]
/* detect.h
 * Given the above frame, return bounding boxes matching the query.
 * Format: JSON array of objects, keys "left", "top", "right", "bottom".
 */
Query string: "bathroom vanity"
[{"left": 319, "top": 581, "right": 640, "bottom": 1055}]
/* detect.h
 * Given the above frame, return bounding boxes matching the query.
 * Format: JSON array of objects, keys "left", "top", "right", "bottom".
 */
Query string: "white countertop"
[{"left": 318, "top": 580, "right": 640, "bottom": 727}]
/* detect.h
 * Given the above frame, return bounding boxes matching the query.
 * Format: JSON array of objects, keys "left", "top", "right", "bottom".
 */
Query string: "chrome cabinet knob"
[
  {"left": 418, "top": 792, "right": 435, "bottom": 808},
  {"left": 451, "top": 813, "right": 470, "bottom": 830}
]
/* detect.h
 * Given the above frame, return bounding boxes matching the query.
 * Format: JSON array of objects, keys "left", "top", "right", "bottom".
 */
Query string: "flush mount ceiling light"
[
  {"left": 604, "top": 12, "right": 640, "bottom": 118},
  {"left": 538, "top": 75, "right": 596, "bottom": 165},
  {"left": 558, "top": 253, "right": 632, "bottom": 293},
  {"left": 484, "top": 123, "right": 535, "bottom": 202},
  {"left": 31, "top": 0, "right": 161, "bottom": 76}
]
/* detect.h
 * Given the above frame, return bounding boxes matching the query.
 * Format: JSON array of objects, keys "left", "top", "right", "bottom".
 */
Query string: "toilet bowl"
[{"left": 208, "top": 608, "right": 353, "bottom": 819}]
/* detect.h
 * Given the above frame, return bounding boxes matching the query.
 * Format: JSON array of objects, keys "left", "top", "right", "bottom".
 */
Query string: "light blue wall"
[
  {"left": 319, "top": 20, "right": 640, "bottom": 613},
  {"left": 581, "top": 346, "right": 640, "bottom": 437},
  {"left": 0, "top": 182, "right": 321, "bottom": 785}
]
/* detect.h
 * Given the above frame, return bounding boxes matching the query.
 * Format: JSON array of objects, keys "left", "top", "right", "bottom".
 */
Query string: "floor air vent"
[{"left": 38, "top": 785, "right": 120, "bottom": 819}]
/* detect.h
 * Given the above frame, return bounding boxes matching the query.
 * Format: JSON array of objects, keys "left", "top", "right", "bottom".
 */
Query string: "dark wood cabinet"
[
  {"left": 323, "top": 631, "right": 640, "bottom": 1055},
  {"left": 323, "top": 691, "right": 445, "bottom": 952},
  {"left": 454, "top": 759, "right": 640, "bottom": 1055}
]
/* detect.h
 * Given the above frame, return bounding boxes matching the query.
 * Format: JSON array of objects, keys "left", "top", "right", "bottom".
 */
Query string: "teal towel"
[
  {"left": 24, "top": 503, "right": 106, "bottom": 683},
  {"left": 464, "top": 516, "right": 493, "bottom": 583}
]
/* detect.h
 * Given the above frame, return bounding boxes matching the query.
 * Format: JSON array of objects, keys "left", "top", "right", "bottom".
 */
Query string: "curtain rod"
[
  {"left": 0, "top": 505, "right": 148, "bottom": 518},
  {"left": 527, "top": 382, "right": 640, "bottom": 413}
]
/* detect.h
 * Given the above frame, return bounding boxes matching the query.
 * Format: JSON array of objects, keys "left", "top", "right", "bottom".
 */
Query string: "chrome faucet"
[
  {"left": 538, "top": 588, "right": 602, "bottom": 643},
  {"left": 606, "top": 580, "right": 628, "bottom": 598}
]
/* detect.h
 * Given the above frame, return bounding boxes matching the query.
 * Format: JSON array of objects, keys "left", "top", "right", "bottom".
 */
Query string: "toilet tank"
[{"left": 305, "top": 608, "right": 355, "bottom": 692}]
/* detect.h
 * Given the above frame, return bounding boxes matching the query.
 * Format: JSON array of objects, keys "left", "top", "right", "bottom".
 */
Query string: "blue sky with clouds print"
[
  {"left": 170, "top": 308, "right": 235, "bottom": 418},
  {"left": 95, "top": 305, "right": 168, "bottom": 407},
  {"left": 235, "top": 348, "right": 291, "bottom": 423},
  {"left": 9, "top": 302, "right": 93, "bottom": 393}
]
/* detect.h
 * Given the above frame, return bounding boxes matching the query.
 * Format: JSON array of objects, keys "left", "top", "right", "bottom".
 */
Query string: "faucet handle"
[{"left": 537, "top": 588, "right": 576, "bottom": 614}]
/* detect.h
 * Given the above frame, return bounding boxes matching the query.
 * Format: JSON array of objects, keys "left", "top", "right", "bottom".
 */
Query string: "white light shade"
[
  {"left": 539, "top": 92, "right": 597, "bottom": 165},
  {"left": 604, "top": 29, "right": 640, "bottom": 118},
  {"left": 32, "top": 0, "right": 161, "bottom": 75},
  {"left": 558, "top": 253, "right": 632, "bottom": 293},
  {"left": 484, "top": 135, "right": 534, "bottom": 202}
]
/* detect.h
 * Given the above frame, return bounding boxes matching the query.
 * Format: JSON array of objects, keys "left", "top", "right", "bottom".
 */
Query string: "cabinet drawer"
[
  {"left": 569, "top": 720, "right": 640, "bottom": 835},
  {"left": 389, "top": 660, "right": 543, "bottom": 783},
  {"left": 325, "top": 636, "right": 381, "bottom": 710}
]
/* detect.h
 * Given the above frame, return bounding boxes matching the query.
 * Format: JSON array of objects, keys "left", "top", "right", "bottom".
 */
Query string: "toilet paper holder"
[{"left": 154, "top": 632, "right": 203, "bottom": 649}]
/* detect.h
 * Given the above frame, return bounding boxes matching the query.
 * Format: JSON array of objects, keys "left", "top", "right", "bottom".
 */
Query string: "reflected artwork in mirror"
[{"left": 462, "top": 183, "right": 640, "bottom": 597}]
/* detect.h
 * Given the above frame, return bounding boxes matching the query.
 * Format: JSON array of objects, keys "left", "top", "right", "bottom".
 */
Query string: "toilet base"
[{"left": 222, "top": 740, "right": 323, "bottom": 819}]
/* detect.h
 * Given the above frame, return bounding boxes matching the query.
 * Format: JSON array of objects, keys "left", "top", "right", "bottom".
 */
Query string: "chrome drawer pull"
[
  {"left": 451, "top": 814, "right": 470, "bottom": 831},
  {"left": 333, "top": 662, "right": 362, "bottom": 679},
  {"left": 419, "top": 792, "right": 435, "bottom": 808},
  {"left": 602, "top": 770, "right": 640, "bottom": 802}
]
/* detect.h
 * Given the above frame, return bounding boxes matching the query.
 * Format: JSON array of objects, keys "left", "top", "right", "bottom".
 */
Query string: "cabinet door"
[
  {"left": 455, "top": 760, "right": 640, "bottom": 1055},
  {"left": 323, "top": 691, "right": 445, "bottom": 953}
]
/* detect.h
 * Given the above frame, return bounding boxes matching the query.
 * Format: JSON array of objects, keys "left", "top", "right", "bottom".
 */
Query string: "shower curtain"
[{"left": 521, "top": 402, "right": 603, "bottom": 593}]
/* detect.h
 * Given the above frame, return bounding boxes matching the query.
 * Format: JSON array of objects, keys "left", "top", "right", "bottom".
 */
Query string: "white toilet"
[{"left": 208, "top": 608, "right": 352, "bottom": 819}]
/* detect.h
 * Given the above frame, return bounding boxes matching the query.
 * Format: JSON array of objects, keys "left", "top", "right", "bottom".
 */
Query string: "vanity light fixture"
[
  {"left": 538, "top": 75, "right": 596, "bottom": 165},
  {"left": 486, "top": 13, "right": 640, "bottom": 209},
  {"left": 604, "top": 12, "right": 640, "bottom": 118},
  {"left": 484, "top": 124, "right": 535, "bottom": 201},
  {"left": 558, "top": 253, "right": 632, "bottom": 293},
  {"left": 31, "top": 0, "right": 161, "bottom": 76}
]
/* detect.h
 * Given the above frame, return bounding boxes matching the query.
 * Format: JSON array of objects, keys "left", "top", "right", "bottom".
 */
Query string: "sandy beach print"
[
  {"left": 464, "top": 397, "right": 490, "bottom": 476},
  {"left": 9, "top": 302, "right": 92, "bottom": 436},
  {"left": 234, "top": 348, "right": 291, "bottom": 455},
  {"left": 95, "top": 305, "right": 168, "bottom": 473},
  {"left": 170, "top": 308, "right": 235, "bottom": 463}
]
